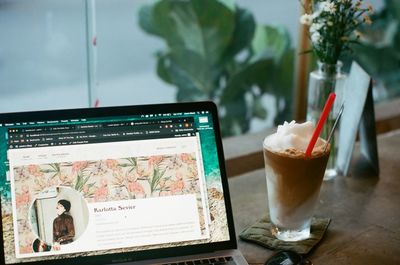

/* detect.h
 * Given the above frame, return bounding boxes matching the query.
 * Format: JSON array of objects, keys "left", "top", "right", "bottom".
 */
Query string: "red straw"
[{"left": 305, "top": 92, "right": 336, "bottom": 157}]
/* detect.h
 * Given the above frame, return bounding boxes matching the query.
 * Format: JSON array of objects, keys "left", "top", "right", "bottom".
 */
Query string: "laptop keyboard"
[{"left": 163, "top": 256, "right": 236, "bottom": 265}]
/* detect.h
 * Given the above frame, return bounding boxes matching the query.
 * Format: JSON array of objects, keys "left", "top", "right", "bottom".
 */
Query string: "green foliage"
[
  {"left": 74, "top": 171, "right": 91, "bottom": 192},
  {"left": 347, "top": 0, "right": 400, "bottom": 100},
  {"left": 41, "top": 163, "right": 61, "bottom": 179},
  {"left": 138, "top": 0, "right": 294, "bottom": 136},
  {"left": 119, "top": 157, "right": 138, "bottom": 173},
  {"left": 149, "top": 167, "right": 166, "bottom": 194}
]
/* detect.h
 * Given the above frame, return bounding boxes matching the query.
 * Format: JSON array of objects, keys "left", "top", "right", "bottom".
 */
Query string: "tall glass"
[{"left": 263, "top": 143, "right": 330, "bottom": 241}]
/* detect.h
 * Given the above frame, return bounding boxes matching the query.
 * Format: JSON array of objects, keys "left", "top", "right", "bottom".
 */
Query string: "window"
[{"left": 1, "top": 0, "right": 396, "bottom": 138}]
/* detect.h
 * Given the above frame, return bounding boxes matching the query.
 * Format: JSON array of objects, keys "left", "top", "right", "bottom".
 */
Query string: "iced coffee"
[{"left": 263, "top": 121, "right": 330, "bottom": 241}]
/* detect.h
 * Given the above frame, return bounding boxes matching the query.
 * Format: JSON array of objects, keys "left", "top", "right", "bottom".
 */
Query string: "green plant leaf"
[
  {"left": 252, "top": 97, "right": 267, "bottom": 120},
  {"left": 144, "top": 0, "right": 239, "bottom": 100},
  {"left": 270, "top": 49, "right": 295, "bottom": 98},
  {"left": 251, "top": 25, "right": 291, "bottom": 61},
  {"left": 218, "top": 0, "right": 235, "bottom": 11},
  {"left": 150, "top": 0, "right": 236, "bottom": 66},
  {"left": 386, "top": 0, "right": 400, "bottom": 21},
  {"left": 345, "top": 0, "right": 400, "bottom": 101},
  {"left": 272, "top": 49, "right": 295, "bottom": 125},
  {"left": 220, "top": 58, "right": 275, "bottom": 103},
  {"left": 220, "top": 97, "right": 250, "bottom": 136},
  {"left": 222, "top": 7, "right": 256, "bottom": 62},
  {"left": 156, "top": 52, "right": 173, "bottom": 84},
  {"left": 138, "top": 4, "right": 162, "bottom": 37},
  {"left": 161, "top": 49, "right": 216, "bottom": 100},
  {"left": 360, "top": 19, "right": 398, "bottom": 49},
  {"left": 353, "top": 45, "right": 400, "bottom": 76}
]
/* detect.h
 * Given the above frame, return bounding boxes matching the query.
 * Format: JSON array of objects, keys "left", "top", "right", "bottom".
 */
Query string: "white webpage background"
[
  {"left": 8, "top": 136, "right": 211, "bottom": 258},
  {"left": 17, "top": 195, "right": 201, "bottom": 258},
  {"left": 8, "top": 137, "right": 201, "bottom": 165}
]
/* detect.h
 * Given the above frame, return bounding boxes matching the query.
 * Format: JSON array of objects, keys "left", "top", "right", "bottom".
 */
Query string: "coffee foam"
[{"left": 263, "top": 121, "right": 327, "bottom": 155}]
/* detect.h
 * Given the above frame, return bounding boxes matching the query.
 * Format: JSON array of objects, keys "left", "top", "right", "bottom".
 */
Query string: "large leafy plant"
[
  {"left": 138, "top": 0, "right": 294, "bottom": 136},
  {"left": 348, "top": 0, "right": 400, "bottom": 101}
]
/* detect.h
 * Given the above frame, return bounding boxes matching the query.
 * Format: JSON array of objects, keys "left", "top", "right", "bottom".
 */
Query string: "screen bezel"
[{"left": 0, "top": 101, "right": 237, "bottom": 265}]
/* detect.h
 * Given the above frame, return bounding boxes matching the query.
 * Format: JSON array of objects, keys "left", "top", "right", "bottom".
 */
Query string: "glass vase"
[{"left": 307, "top": 61, "right": 346, "bottom": 180}]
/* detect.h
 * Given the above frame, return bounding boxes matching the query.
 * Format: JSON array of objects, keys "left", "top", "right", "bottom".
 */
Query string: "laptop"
[{"left": 0, "top": 101, "right": 248, "bottom": 265}]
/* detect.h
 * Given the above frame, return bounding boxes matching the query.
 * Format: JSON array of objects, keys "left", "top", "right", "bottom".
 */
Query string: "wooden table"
[{"left": 228, "top": 130, "right": 400, "bottom": 265}]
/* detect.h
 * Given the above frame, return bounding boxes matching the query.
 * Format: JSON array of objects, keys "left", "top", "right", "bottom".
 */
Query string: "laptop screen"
[{"left": 0, "top": 102, "right": 235, "bottom": 264}]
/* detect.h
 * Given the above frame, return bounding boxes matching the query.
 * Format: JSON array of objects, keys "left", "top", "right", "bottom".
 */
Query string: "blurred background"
[{"left": 0, "top": 0, "right": 396, "bottom": 137}]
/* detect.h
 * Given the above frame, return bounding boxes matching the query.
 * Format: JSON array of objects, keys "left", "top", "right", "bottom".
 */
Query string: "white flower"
[
  {"left": 320, "top": 1, "right": 337, "bottom": 14},
  {"left": 311, "top": 32, "right": 322, "bottom": 44},
  {"left": 312, "top": 10, "right": 322, "bottom": 19},
  {"left": 310, "top": 23, "right": 323, "bottom": 34},
  {"left": 300, "top": 13, "right": 313, "bottom": 26}
]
